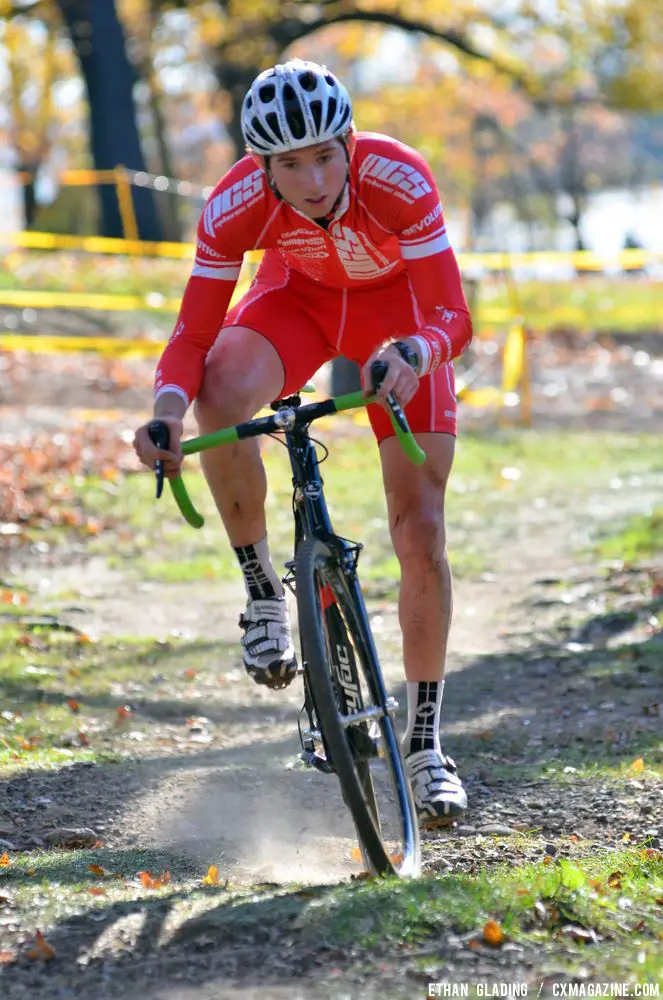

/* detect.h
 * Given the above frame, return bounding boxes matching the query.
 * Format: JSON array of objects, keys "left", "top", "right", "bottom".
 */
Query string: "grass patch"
[
  {"left": 0, "top": 620, "right": 241, "bottom": 774},
  {"left": 320, "top": 848, "right": 663, "bottom": 980},
  {"left": 3, "top": 846, "right": 661, "bottom": 983},
  {"left": 598, "top": 508, "right": 663, "bottom": 562},
  {"left": 477, "top": 275, "right": 663, "bottom": 332},
  {"left": 37, "top": 429, "right": 663, "bottom": 593}
]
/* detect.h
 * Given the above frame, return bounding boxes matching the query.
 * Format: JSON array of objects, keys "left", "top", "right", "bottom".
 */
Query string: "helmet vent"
[
  {"left": 265, "top": 112, "right": 284, "bottom": 143},
  {"left": 299, "top": 71, "right": 317, "bottom": 92},
  {"left": 259, "top": 84, "right": 276, "bottom": 103},
  {"left": 310, "top": 99, "right": 322, "bottom": 131},
  {"left": 288, "top": 110, "right": 306, "bottom": 140},
  {"left": 325, "top": 97, "right": 337, "bottom": 129}
]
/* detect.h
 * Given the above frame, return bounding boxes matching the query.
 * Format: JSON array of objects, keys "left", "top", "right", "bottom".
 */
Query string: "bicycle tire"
[{"left": 295, "top": 536, "right": 420, "bottom": 878}]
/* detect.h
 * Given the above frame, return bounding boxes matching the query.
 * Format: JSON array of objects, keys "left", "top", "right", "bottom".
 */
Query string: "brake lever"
[{"left": 147, "top": 419, "right": 170, "bottom": 499}]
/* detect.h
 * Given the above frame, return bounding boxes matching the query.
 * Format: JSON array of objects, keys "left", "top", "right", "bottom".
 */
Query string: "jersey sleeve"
[
  {"left": 368, "top": 144, "right": 472, "bottom": 370},
  {"left": 154, "top": 161, "right": 265, "bottom": 407}
]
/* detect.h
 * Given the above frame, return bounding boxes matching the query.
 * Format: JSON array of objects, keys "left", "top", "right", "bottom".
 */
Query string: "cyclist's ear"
[{"left": 342, "top": 124, "right": 357, "bottom": 162}]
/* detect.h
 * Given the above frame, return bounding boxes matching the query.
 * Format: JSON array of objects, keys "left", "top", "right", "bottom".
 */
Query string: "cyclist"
[{"left": 134, "top": 59, "right": 471, "bottom": 827}]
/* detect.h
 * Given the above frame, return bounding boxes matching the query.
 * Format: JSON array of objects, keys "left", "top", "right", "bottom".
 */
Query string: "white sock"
[
  {"left": 233, "top": 535, "right": 284, "bottom": 600},
  {"left": 401, "top": 680, "right": 444, "bottom": 755}
]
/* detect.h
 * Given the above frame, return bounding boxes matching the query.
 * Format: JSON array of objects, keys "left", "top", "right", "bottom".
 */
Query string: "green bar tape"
[{"left": 169, "top": 476, "right": 204, "bottom": 528}]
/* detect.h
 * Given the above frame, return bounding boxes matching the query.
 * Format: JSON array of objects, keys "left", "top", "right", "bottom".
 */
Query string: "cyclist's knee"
[
  {"left": 391, "top": 504, "right": 446, "bottom": 565},
  {"left": 196, "top": 326, "right": 284, "bottom": 425}
]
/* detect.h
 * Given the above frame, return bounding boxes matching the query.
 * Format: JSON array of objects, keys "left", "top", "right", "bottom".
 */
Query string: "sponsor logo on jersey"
[
  {"left": 203, "top": 170, "right": 264, "bottom": 236},
  {"left": 167, "top": 321, "right": 185, "bottom": 345},
  {"left": 434, "top": 306, "right": 457, "bottom": 324},
  {"left": 401, "top": 203, "right": 443, "bottom": 236},
  {"left": 330, "top": 223, "right": 398, "bottom": 279},
  {"left": 277, "top": 230, "right": 330, "bottom": 260},
  {"left": 359, "top": 154, "right": 432, "bottom": 203},
  {"left": 196, "top": 238, "right": 224, "bottom": 259}
]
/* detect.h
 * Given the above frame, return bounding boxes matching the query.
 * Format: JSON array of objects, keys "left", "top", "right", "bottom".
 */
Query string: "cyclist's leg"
[
  {"left": 345, "top": 277, "right": 466, "bottom": 822},
  {"left": 195, "top": 277, "right": 335, "bottom": 546},
  {"left": 194, "top": 275, "right": 336, "bottom": 687},
  {"left": 370, "top": 374, "right": 467, "bottom": 823}
]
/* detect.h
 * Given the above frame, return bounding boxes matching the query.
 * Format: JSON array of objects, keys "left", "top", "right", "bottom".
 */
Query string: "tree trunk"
[{"left": 55, "top": 0, "right": 164, "bottom": 240}]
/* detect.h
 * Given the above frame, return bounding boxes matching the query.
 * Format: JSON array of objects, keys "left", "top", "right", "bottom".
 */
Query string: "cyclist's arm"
[
  {"left": 391, "top": 154, "right": 473, "bottom": 375},
  {"left": 153, "top": 249, "right": 243, "bottom": 411},
  {"left": 153, "top": 158, "right": 265, "bottom": 410}
]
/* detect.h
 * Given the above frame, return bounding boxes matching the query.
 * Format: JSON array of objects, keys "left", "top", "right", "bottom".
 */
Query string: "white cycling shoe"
[
  {"left": 405, "top": 748, "right": 467, "bottom": 828},
  {"left": 239, "top": 596, "right": 298, "bottom": 690}
]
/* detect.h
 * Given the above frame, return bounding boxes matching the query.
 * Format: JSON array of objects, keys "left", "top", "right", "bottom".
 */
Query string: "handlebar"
[{"left": 150, "top": 359, "right": 426, "bottom": 529}]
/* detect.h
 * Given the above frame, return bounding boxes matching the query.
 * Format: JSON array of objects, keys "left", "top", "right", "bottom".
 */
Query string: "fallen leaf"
[
  {"left": 201, "top": 864, "right": 221, "bottom": 886},
  {"left": 467, "top": 938, "right": 481, "bottom": 949},
  {"left": 115, "top": 705, "right": 132, "bottom": 724},
  {"left": 608, "top": 871, "right": 625, "bottom": 889},
  {"left": 622, "top": 832, "right": 631, "bottom": 844},
  {"left": 0, "top": 853, "right": 10, "bottom": 867},
  {"left": 184, "top": 669, "right": 197, "bottom": 679},
  {"left": 543, "top": 856, "right": 553, "bottom": 865},
  {"left": 0, "top": 951, "right": 15, "bottom": 964},
  {"left": 25, "top": 931, "right": 56, "bottom": 961},
  {"left": 569, "top": 834, "right": 579, "bottom": 842},
  {"left": 483, "top": 920, "right": 504, "bottom": 946},
  {"left": 67, "top": 699, "right": 80, "bottom": 713},
  {"left": 628, "top": 757, "right": 645, "bottom": 774},
  {"left": 351, "top": 846, "right": 362, "bottom": 862},
  {"left": 138, "top": 870, "right": 171, "bottom": 889},
  {"left": 88, "top": 864, "right": 106, "bottom": 877},
  {"left": 78, "top": 731, "right": 89, "bottom": 747},
  {"left": 88, "top": 886, "right": 107, "bottom": 896}
]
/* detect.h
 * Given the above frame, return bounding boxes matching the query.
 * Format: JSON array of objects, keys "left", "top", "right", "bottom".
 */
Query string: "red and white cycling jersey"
[{"left": 155, "top": 132, "right": 472, "bottom": 407}]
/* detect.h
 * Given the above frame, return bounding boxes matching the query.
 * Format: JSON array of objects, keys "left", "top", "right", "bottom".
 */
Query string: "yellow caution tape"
[
  {"left": 2, "top": 230, "right": 661, "bottom": 269},
  {"left": 0, "top": 290, "right": 181, "bottom": 311},
  {"left": 0, "top": 277, "right": 254, "bottom": 314},
  {"left": 2, "top": 230, "right": 195, "bottom": 258},
  {"left": 0, "top": 334, "right": 163, "bottom": 357}
]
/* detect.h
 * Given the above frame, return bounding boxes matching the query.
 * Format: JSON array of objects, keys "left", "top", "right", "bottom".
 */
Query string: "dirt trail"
[{"left": 15, "top": 516, "right": 577, "bottom": 886}]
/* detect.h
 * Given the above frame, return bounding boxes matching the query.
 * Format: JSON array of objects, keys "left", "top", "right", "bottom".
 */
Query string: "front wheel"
[{"left": 295, "top": 536, "right": 420, "bottom": 878}]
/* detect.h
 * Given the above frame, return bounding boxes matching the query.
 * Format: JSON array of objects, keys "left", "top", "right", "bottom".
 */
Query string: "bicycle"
[{"left": 147, "top": 361, "right": 424, "bottom": 878}]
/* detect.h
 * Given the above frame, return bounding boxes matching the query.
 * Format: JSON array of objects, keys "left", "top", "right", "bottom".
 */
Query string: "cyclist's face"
[{"left": 269, "top": 140, "right": 347, "bottom": 218}]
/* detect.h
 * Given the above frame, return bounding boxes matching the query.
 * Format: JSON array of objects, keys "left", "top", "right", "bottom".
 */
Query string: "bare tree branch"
[{"left": 267, "top": 9, "right": 538, "bottom": 96}]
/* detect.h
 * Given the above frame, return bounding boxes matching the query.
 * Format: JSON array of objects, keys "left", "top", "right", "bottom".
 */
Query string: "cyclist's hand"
[
  {"left": 133, "top": 416, "right": 183, "bottom": 478},
  {"left": 361, "top": 344, "right": 418, "bottom": 408}
]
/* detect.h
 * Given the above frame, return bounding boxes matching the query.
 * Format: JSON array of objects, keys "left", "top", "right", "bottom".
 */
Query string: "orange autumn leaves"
[{"left": 0, "top": 418, "right": 136, "bottom": 541}]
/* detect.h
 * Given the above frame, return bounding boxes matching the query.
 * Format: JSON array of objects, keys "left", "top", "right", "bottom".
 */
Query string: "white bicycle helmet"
[{"left": 241, "top": 59, "right": 353, "bottom": 155}]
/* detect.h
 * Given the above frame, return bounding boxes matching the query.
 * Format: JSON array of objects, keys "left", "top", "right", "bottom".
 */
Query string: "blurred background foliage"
[{"left": 0, "top": 0, "right": 661, "bottom": 246}]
